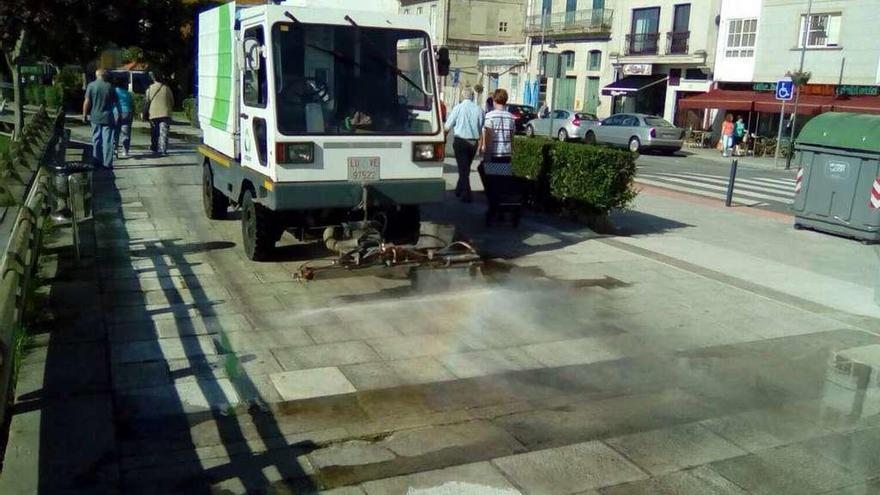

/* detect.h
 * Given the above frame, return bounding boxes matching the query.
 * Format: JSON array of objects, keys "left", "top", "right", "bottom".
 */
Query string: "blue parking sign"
[{"left": 776, "top": 79, "right": 794, "bottom": 101}]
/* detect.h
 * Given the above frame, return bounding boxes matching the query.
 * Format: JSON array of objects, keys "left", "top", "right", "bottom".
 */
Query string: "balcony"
[
  {"left": 525, "top": 9, "right": 613, "bottom": 37},
  {"left": 625, "top": 33, "right": 660, "bottom": 56},
  {"left": 667, "top": 31, "right": 690, "bottom": 55},
  {"left": 478, "top": 44, "right": 529, "bottom": 64}
]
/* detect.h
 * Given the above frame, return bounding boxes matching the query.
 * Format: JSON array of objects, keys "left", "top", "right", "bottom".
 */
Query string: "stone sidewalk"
[{"left": 2, "top": 122, "right": 880, "bottom": 494}]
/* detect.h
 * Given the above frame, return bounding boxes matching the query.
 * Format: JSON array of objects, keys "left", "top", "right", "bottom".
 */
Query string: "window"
[
  {"left": 510, "top": 72, "right": 519, "bottom": 101},
  {"left": 403, "top": 8, "right": 410, "bottom": 14},
  {"left": 798, "top": 13, "right": 841, "bottom": 48},
  {"left": 242, "top": 26, "right": 266, "bottom": 108},
  {"left": 725, "top": 18, "right": 757, "bottom": 57},
  {"left": 588, "top": 50, "right": 601, "bottom": 71},
  {"left": 541, "top": 0, "right": 552, "bottom": 16},
  {"left": 562, "top": 50, "right": 575, "bottom": 70},
  {"left": 416, "top": 6, "right": 423, "bottom": 15},
  {"left": 499, "top": 21, "right": 509, "bottom": 32}
]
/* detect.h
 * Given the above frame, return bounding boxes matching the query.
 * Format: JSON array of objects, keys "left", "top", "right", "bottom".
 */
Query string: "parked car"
[
  {"left": 585, "top": 113, "right": 684, "bottom": 154},
  {"left": 507, "top": 104, "right": 537, "bottom": 134},
  {"left": 525, "top": 109, "right": 598, "bottom": 141}
]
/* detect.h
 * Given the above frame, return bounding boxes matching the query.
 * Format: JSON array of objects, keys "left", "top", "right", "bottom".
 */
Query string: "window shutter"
[{"left": 826, "top": 14, "right": 841, "bottom": 46}]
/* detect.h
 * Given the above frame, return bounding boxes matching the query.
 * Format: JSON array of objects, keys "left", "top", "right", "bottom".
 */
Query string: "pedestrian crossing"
[{"left": 636, "top": 171, "right": 797, "bottom": 207}]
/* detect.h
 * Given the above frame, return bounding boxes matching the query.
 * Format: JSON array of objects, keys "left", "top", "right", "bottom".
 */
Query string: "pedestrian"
[
  {"left": 113, "top": 76, "right": 133, "bottom": 158},
  {"left": 485, "top": 96, "right": 494, "bottom": 114},
  {"left": 720, "top": 114, "right": 734, "bottom": 157},
  {"left": 145, "top": 74, "right": 174, "bottom": 155},
  {"left": 480, "top": 88, "right": 516, "bottom": 166},
  {"left": 444, "top": 86, "right": 484, "bottom": 203},
  {"left": 734, "top": 115, "right": 746, "bottom": 156},
  {"left": 82, "top": 68, "right": 118, "bottom": 169}
]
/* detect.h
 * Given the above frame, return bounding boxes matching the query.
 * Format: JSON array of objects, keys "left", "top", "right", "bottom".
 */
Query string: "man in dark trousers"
[
  {"left": 444, "top": 87, "right": 483, "bottom": 203},
  {"left": 82, "top": 68, "right": 118, "bottom": 169}
]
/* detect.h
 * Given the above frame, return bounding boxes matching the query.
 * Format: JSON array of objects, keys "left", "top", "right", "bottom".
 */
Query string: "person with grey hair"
[
  {"left": 82, "top": 68, "right": 118, "bottom": 169},
  {"left": 444, "top": 86, "right": 483, "bottom": 202}
]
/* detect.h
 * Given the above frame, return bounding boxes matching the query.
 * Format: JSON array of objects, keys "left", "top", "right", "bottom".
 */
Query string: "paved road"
[
  {"left": 4, "top": 123, "right": 880, "bottom": 494},
  {"left": 636, "top": 152, "right": 799, "bottom": 214}
]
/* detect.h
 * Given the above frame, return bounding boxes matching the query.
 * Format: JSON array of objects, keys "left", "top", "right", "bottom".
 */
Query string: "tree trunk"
[{"left": 3, "top": 29, "right": 26, "bottom": 139}]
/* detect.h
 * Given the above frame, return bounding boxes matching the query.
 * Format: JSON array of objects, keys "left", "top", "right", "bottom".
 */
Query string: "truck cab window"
[
  {"left": 272, "top": 23, "right": 438, "bottom": 136},
  {"left": 243, "top": 26, "right": 267, "bottom": 107}
]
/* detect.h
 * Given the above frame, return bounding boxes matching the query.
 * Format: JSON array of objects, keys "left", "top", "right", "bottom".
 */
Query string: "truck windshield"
[{"left": 272, "top": 23, "right": 438, "bottom": 136}]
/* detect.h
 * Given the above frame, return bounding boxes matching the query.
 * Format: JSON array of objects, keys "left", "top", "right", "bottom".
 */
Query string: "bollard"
[{"left": 725, "top": 159, "right": 738, "bottom": 207}]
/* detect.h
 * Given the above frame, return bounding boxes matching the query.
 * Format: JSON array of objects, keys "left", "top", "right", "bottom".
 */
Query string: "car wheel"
[
  {"left": 203, "top": 162, "right": 228, "bottom": 220},
  {"left": 526, "top": 125, "right": 535, "bottom": 138},
  {"left": 558, "top": 128, "right": 568, "bottom": 141},
  {"left": 628, "top": 137, "right": 641, "bottom": 153},
  {"left": 585, "top": 131, "right": 597, "bottom": 145}
]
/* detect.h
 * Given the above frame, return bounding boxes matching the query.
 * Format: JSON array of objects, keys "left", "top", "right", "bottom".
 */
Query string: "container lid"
[{"left": 796, "top": 112, "right": 880, "bottom": 154}]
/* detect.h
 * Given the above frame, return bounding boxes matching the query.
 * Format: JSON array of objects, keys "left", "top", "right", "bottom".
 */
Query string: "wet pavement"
[{"left": 2, "top": 124, "right": 880, "bottom": 494}]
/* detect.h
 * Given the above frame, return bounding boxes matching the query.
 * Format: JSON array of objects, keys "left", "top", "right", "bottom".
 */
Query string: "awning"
[
  {"left": 602, "top": 75, "right": 668, "bottom": 97},
  {"left": 829, "top": 96, "right": 880, "bottom": 115},
  {"left": 678, "top": 89, "right": 835, "bottom": 115},
  {"left": 678, "top": 89, "right": 755, "bottom": 111}
]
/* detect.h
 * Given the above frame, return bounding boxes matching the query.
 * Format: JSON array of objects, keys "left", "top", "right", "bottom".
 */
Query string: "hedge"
[
  {"left": 132, "top": 93, "right": 145, "bottom": 120},
  {"left": 511, "top": 136, "right": 637, "bottom": 216},
  {"left": 182, "top": 97, "right": 197, "bottom": 127},
  {"left": 24, "top": 85, "right": 64, "bottom": 109}
]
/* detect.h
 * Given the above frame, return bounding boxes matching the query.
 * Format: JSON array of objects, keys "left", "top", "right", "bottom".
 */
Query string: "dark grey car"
[{"left": 584, "top": 113, "right": 684, "bottom": 154}]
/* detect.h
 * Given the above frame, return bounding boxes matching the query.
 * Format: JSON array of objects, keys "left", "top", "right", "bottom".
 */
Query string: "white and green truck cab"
[{"left": 197, "top": 1, "right": 446, "bottom": 260}]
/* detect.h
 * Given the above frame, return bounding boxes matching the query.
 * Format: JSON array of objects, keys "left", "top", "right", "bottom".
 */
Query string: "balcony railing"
[
  {"left": 525, "top": 8, "right": 614, "bottom": 36},
  {"left": 667, "top": 31, "right": 690, "bottom": 55},
  {"left": 625, "top": 32, "right": 660, "bottom": 55},
  {"left": 478, "top": 44, "right": 529, "bottom": 63}
]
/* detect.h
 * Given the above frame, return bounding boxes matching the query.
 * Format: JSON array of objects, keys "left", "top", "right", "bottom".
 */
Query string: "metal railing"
[
  {"left": 667, "top": 31, "right": 690, "bottom": 55},
  {"left": 525, "top": 8, "right": 614, "bottom": 36},
  {"left": 0, "top": 109, "right": 64, "bottom": 426},
  {"left": 625, "top": 32, "right": 660, "bottom": 55}
]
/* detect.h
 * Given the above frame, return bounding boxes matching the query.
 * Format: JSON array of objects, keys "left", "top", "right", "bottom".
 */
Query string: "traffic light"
[{"left": 437, "top": 47, "right": 450, "bottom": 77}]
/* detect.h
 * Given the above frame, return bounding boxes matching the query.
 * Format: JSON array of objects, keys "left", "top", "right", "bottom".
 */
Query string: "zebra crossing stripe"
[
  {"left": 795, "top": 168, "right": 804, "bottom": 194},
  {"left": 653, "top": 172, "right": 796, "bottom": 195},
  {"left": 667, "top": 171, "right": 797, "bottom": 191},
  {"left": 640, "top": 174, "right": 794, "bottom": 202},
  {"left": 635, "top": 176, "right": 793, "bottom": 203},
  {"left": 870, "top": 178, "right": 880, "bottom": 209}
]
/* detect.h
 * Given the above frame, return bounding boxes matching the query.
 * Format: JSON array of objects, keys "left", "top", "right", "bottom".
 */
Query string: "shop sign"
[
  {"left": 622, "top": 64, "right": 652, "bottom": 76},
  {"left": 753, "top": 82, "right": 879, "bottom": 96}
]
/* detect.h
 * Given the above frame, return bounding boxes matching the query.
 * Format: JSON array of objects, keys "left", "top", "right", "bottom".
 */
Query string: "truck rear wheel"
[
  {"left": 241, "top": 189, "right": 276, "bottom": 261},
  {"left": 203, "top": 164, "right": 228, "bottom": 220}
]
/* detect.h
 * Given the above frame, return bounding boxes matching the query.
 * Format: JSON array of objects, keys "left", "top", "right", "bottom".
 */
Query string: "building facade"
[
  {"left": 606, "top": 0, "right": 722, "bottom": 124},
  {"left": 400, "top": 0, "right": 528, "bottom": 103}
]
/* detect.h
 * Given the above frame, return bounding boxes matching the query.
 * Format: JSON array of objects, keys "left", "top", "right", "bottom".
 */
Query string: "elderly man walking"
[
  {"left": 82, "top": 69, "right": 118, "bottom": 169},
  {"left": 145, "top": 74, "right": 174, "bottom": 155},
  {"left": 444, "top": 87, "right": 483, "bottom": 203}
]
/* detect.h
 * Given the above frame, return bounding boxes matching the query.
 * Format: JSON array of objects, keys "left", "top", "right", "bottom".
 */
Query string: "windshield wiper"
[{"left": 343, "top": 15, "right": 428, "bottom": 97}]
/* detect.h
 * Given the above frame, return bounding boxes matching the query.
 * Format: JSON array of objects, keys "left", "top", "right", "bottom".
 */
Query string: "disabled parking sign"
[{"left": 776, "top": 79, "right": 794, "bottom": 101}]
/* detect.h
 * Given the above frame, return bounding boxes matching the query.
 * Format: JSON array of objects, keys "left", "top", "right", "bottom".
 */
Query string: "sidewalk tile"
[
  {"left": 362, "top": 461, "right": 521, "bottom": 495},
  {"left": 269, "top": 367, "right": 356, "bottom": 402}
]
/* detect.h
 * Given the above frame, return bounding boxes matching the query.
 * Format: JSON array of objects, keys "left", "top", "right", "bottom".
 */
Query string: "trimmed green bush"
[
  {"left": 511, "top": 136, "right": 638, "bottom": 217},
  {"left": 548, "top": 142, "right": 637, "bottom": 214},
  {"left": 182, "top": 97, "right": 197, "bottom": 127},
  {"left": 43, "top": 85, "right": 64, "bottom": 109}
]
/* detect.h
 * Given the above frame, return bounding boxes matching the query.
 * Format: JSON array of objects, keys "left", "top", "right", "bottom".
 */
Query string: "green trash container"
[{"left": 793, "top": 112, "right": 880, "bottom": 242}]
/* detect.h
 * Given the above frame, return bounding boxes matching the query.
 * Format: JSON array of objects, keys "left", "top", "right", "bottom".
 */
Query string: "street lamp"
[{"left": 785, "top": 0, "right": 813, "bottom": 170}]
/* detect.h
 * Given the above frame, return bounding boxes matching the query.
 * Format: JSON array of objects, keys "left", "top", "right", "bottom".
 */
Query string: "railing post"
[{"left": 725, "top": 159, "right": 739, "bottom": 207}]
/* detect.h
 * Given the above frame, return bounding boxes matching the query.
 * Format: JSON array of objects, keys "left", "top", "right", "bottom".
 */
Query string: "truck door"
[{"left": 240, "top": 24, "right": 271, "bottom": 174}]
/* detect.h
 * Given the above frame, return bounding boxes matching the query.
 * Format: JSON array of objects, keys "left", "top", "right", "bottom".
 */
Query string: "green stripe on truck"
[{"left": 210, "top": 3, "right": 233, "bottom": 131}]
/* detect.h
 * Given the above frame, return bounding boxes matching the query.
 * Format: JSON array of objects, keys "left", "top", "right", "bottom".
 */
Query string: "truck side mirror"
[{"left": 436, "top": 47, "right": 450, "bottom": 77}]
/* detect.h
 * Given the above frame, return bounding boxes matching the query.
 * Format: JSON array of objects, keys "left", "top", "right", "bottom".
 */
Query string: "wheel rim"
[
  {"left": 559, "top": 130, "right": 567, "bottom": 141},
  {"left": 527, "top": 126, "right": 534, "bottom": 137},
  {"left": 629, "top": 139, "right": 639, "bottom": 152},
  {"left": 587, "top": 133, "right": 595, "bottom": 144}
]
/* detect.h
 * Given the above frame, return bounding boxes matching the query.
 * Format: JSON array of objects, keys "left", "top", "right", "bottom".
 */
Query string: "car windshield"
[
  {"left": 272, "top": 23, "right": 438, "bottom": 136},
  {"left": 644, "top": 116, "right": 675, "bottom": 127}
]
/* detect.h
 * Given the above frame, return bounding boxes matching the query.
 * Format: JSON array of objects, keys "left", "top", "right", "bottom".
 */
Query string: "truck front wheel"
[
  {"left": 203, "top": 164, "right": 229, "bottom": 220},
  {"left": 241, "top": 189, "right": 276, "bottom": 261}
]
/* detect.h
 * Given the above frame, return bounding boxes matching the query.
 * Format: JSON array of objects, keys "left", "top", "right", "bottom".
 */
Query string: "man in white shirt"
[{"left": 444, "top": 87, "right": 484, "bottom": 202}]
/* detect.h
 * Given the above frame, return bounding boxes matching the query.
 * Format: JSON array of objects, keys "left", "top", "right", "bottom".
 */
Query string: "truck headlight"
[
  {"left": 413, "top": 143, "right": 445, "bottom": 162},
  {"left": 276, "top": 142, "right": 314, "bottom": 164}
]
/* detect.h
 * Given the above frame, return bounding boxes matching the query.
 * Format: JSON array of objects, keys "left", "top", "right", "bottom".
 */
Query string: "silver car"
[
  {"left": 584, "top": 113, "right": 684, "bottom": 154},
  {"left": 525, "top": 109, "right": 598, "bottom": 141}
]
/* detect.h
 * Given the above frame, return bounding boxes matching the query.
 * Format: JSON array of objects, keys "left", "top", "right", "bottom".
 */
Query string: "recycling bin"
[{"left": 793, "top": 112, "right": 880, "bottom": 242}]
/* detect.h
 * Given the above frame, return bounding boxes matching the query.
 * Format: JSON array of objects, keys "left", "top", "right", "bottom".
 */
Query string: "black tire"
[
  {"left": 241, "top": 188, "right": 276, "bottom": 261},
  {"left": 660, "top": 148, "right": 679, "bottom": 156},
  {"left": 526, "top": 125, "right": 535, "bottom": 138},
  {"left": 585, "top": 131, "right": 597, "bottom": 145},
  {"left": 203, "top": 163, "right": 228, "bottom": 220},
  {"left": 793, "top": 223, "right": 804, "bottom": 230},
  {"left": 628, "top": 137, "right": 641, "bottom": 153},
  {"left": 558, "top": 128, "right": 568, "bottom": 141}
]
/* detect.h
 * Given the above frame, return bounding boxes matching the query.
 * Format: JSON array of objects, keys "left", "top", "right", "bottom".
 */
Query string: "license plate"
[{"left": 348, "top": 157, "right": 380, "bottom": 182}]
